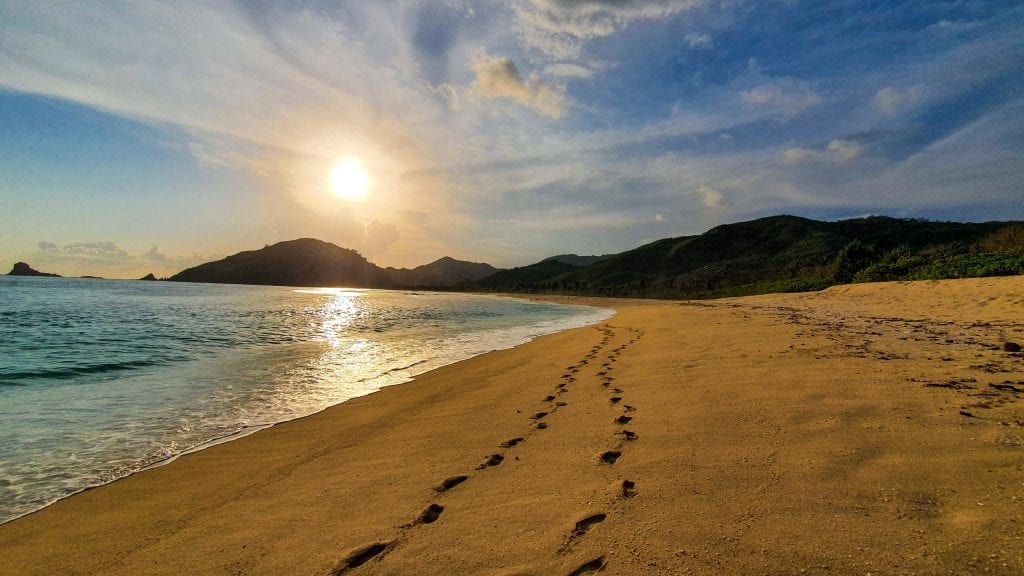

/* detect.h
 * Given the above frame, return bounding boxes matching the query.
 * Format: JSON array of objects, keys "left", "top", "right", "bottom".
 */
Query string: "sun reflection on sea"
[{"left": 316, "top": 289, "right": 362, "bottom": 346}]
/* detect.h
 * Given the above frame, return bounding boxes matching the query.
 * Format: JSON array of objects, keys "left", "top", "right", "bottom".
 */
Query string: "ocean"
[{"left": 0, "top": 277, "right": 612, "bottom": 524}]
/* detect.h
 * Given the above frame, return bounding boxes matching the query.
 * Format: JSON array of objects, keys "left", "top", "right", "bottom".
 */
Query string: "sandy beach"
[{"left": 1, "top": 277, "right": 1022, "bottom": 575}]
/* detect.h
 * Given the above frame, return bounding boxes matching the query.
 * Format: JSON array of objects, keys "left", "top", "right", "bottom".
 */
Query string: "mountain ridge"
[
  {"left": 169, "top": 239, "right": 499, "bottom": 288},
  {"left": 479, "top": 215, "right": 1024, "bottom": 298},
  {"left": 156, "top": 215, "right": 1024, "bottom": 296}
]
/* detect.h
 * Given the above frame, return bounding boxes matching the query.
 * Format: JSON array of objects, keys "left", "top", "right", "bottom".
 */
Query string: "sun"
[{"left": 328, "top": 157, "right": 371, "bottom": 202}]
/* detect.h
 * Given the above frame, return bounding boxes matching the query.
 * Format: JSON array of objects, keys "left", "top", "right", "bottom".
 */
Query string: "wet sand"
[{"left": 1, "top": 276, "right": 1022, "bottom": 575}]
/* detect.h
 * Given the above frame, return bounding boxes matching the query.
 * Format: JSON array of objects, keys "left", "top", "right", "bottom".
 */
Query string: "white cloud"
[
  {"left": 28, "top": 240, "right": 211, "bottom": 277},
  {"left": 698, "top": 185, "right": 728, "bottom": 209},
  {"left": 433, "top": 83, "right": 461, "bottom": 112},
  {"left": 782, "top": 139, "right": 865, "bottom": 166},
  {"left": 685, "top": 33, "right": 713, "bottom": 49},
  {"left": 0, "top": 2, "right": 448, "bottom": 209},
  {"left": 360, "top": 220, "right": 400, "bottom": 257},
  {"left": 522, "top": 0, "right": 700, "bottom": 39},
  {"left": 872, "top": 86, "right": 923, "bottom": 116},
  {"left": 468, "top": 51, "right": 567, "bottom": 118},
  {"left": 826, "top": 139, "right": 865, "bottom": 164},
  {"left": 740, "top": 79, "right": 821, "bottom": 117},
  {"left": 516, "top": 0, "right": 701, "bottom": 59},
  {"left": 781, "top": 147, "right": 819, "bottom": 164}
]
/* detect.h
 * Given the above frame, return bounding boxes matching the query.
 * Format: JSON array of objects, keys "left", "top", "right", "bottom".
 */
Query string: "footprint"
[
  {"left": 621, "top": 480, "right": 636, "bottom": 497},
  {"left": 599, "top": 451, "right": 622, "bottom": 464},
  {"left": 622, "top": 405, "right": 636, "bottom": 412},
  {"left": 609, "top": 397, "right": 622, "bottom": 404},
  {"left": 536, "top": 422, "right": 549, "bottom": 430},
  {"left": 568, "top": 556, "right": 607, "bottom": 575},
  {"left": 556, "top": 401, "right": 568, "bottom": 407},
  {"left": 477, "top": 454, "right": 504, "bottom": 469},
  {"left": 544, "top": 395, "right": 556, "bottom": 402},
  {"left": 614, "top": 415, "right": 633, "bottom": 425},
  {"left": 610, "top": 388, "right": 623, "bottom": 393},
  {"left": 414, "top": 503, "right": 444, "bottom": 525},
  {"left": 531, "top": 412, "right": 549, "bottom": 420},
  {"left": 332, "top": 541, "right": 394, "bottom": 574},
  {"left": 500, "top": 437, "right": 524, "bottom": 448},
  {"left": 572, "top": 513, "right": 607, "bottom": 537},
  {"left": 434, "top": 475, "right": 469, "bottom": 493},
  {"left": 621, "top": 430, "right": 637, "bottom": 441}
]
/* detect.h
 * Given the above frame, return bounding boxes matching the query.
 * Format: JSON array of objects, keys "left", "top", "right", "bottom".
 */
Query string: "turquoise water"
[{"left": 0, "top": 277, "right": 612, "bottom": 523}]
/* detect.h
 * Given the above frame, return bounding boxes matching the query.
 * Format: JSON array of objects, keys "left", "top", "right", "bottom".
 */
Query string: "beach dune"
[{"left": 1, "top": 277, "right": 1022, "bottom": 575}]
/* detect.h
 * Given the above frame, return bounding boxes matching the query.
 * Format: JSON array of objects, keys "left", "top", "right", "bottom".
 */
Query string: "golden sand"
[{"left": 1, "top": 277, "right": 1022, "bottom": 575}]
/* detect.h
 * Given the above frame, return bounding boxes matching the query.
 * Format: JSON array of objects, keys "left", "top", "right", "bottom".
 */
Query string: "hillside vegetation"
[
  {"left": 164, "top": 216, "right": 1023, "bottom": 298},
  {"left": 475, "top": 216, "right": 1024, "bottom": 298}
]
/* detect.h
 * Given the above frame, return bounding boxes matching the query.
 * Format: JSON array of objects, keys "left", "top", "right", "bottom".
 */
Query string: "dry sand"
[{"left": 1, "top": 276, "right": 1022, "bottom": 575}]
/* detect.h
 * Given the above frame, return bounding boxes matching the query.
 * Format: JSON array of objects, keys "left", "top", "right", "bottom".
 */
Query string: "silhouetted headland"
[
  {"left": 169, "top": 238, "right": 498, "bottom": 288},
  {"left": 7, "top": 262, "right": 61, "bottom": 277}
]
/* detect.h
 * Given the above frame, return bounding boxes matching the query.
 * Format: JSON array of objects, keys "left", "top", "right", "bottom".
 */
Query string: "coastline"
[
  {"left": 1, "top": 277, "right": 1023, "bottom": 575},
  {"left": 0, "top": 292, "right": 613, "bottom": 527}
]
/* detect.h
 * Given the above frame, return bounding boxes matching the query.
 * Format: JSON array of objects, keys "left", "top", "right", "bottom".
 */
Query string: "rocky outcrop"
[
  {"left": 139, "top": 273, "right": 158, "bottom": 281},
  {"left": 7, "top": 262, "right": 61, "bottom": 277}
]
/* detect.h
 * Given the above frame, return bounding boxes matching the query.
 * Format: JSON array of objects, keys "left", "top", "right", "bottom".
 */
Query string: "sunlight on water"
[
  {"left": 0, "top": 278, "right": 612, "bottom": 523},
  {"left": 320, "top": 290, "right": 361, "bottom": 345}
]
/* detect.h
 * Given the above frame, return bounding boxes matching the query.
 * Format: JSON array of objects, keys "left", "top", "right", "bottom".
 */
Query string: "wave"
[{"left": 0, "top": 358, "right": 169, "bottom": 384}]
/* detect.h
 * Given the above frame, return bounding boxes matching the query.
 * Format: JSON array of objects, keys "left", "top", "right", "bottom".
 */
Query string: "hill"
[
  {"left": 170, "top": 239, "right": 378, "bottom": 287},
  {"left": 478, "top": 259, "right": 585, "bottom": 290},
  {"left": 382, "top": 257, "right": 499, "bottom": 287},
  {"left": 475, "top": 215, "right": 1024, "bottom": 298},
  {"left": 169, "top": 239, "right": 498, "bottom": 288},
  {"left": 540, "top": 254, "right": 611, "bottom": 267}
]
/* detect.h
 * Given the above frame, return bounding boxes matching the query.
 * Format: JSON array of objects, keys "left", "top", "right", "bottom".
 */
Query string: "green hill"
[
  {"left": 475, "top": 215, "right": 1024, "bottom": 298},
  {"left": 540, "top": 254, "right": 612, "bottom": 267},
  {"left": 478, "top": 259, "right": 584, "bottom": 290},
  {"left": 382, "top": 256, "right": 499, "bottom": 287}
]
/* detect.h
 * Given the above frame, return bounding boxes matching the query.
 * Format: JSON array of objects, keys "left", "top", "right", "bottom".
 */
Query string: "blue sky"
[{"left": 1, "top": 0, "right": 1022, "bottom": 277}]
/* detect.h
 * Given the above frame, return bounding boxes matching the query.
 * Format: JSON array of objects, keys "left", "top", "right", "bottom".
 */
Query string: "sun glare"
[{"left": 328, "top": 157, "right": 371, "bottom": 202}]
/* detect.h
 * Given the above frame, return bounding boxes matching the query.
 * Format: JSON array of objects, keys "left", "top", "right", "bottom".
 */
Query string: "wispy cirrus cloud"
[
  {"left": 782, "top": 140, "right": 866, "bottom": 166},
  {"left": 0, "top": 0, "right": 1021, "bottom": 274}
]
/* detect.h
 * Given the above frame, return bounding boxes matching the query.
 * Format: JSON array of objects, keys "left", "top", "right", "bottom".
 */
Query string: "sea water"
[{"left": 0, "top": 277, "right": 612, "bottom": 523}]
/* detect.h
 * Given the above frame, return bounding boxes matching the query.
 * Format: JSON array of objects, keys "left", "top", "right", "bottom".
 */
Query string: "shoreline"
[
  {"left": 0, "top": 294, "right": 614, "bottom": 527},
  {"left": 1, "top": 277, "right": 1022, "bottom": 575}
]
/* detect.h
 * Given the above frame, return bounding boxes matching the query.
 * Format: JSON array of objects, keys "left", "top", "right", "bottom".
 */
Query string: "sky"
[{"left": 1, "top": 0, "right": 1022, "bottom": 278}]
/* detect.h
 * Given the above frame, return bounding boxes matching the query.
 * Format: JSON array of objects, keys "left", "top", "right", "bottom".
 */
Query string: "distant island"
[
  {"left": 7, "top": 262, "right": 61, "bottom": 277},
  {"left": 167, "top": 215, "right": 1024, "bottom": 298}
]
